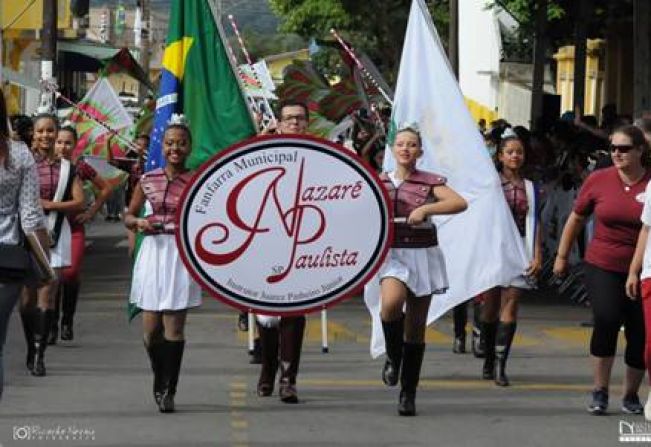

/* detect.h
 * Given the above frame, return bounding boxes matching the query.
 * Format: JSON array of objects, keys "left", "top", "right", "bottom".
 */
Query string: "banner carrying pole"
[
  {"left": 329, "top": 28, "right": 394, "bottom": 106},
  {"left": 248, "top": 312, "right": 255, "bottom": 354},
  {"left": 321, "top": 309, "right": 329, "bottom": 353},
  {"left": 227, "top": 14, "right": 277, "bottom": 126}
]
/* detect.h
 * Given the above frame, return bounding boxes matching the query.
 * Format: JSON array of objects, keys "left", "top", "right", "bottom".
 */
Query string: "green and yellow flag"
[{"left": 146, "top": 0, "right": 256, "bottom": 171}]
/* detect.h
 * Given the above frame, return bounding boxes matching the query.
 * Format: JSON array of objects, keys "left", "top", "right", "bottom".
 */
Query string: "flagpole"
[
  {"left": 227, "top": 14, "right": 277, "bottom": 126},
  {"left": 414, "top": 0, "right": 457, "bottom": 82},
  {"left": 206, "top": 0, "right": 260, "bottom": 132},
  {"left": 221, "top": 17, "right": 272, "bottom": 127},
  {"left": 329, "top": 29, "right": 394, "bottom": 106}
]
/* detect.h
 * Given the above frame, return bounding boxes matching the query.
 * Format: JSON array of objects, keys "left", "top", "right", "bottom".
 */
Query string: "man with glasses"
[{"left": 256, "top": 101, "right": 309, "bottom": 403}]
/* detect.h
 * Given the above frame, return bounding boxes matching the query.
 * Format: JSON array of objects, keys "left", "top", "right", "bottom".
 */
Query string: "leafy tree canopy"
[
  {"left": 269, "top": 0, "right": 449, "bottom": 84},
  {"left": 490, "top": 0, "right": 633, "bottom": 61}
]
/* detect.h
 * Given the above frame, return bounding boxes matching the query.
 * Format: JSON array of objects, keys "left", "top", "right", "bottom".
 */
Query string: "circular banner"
[{"left": 176, "top": 135, "right": 391, "bottom": 316}]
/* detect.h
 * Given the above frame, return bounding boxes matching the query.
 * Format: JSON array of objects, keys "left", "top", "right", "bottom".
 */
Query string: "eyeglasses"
[
  {"left": 609, "top": 144, "right": 635, "bottom": 153},
  {"left": 281, "top": 114, "right": 307, "bottom": 123}
]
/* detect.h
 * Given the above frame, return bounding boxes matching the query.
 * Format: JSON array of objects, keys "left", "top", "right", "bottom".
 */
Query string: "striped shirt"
[{"left": 0, "top": 140, "right": 46, "bottom": 245}]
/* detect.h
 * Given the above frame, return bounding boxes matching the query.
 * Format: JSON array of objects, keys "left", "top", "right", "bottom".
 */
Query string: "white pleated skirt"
[
  {"left": 378, "top": 246, "right": 449, "bottom": 297},
  {"left": 129, "top": 234, "right": 202, "bottom": 311},
  {"left": 50, "top": 218, "right": 72, "bottom": 269}
]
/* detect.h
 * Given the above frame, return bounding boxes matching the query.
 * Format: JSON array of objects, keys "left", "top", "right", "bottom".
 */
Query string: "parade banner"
[
  {"left": 177, "top": 135, "right": 392, "bottom": 316},
  {"left": 70, "top": 77, "right": 134, "bottom": 159}
]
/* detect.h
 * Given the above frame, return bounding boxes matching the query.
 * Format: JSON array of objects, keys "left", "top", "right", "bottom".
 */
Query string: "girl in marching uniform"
[
  {"left": 20, "top": 114, "right": 85, "bottom": 376},
  {"left": 480, "top": 135, "right": 543, "bottom": 387},
  {"left": 51, "top": 125, "right": 112, "bottom": 342},
  {"left": 374, "top": 124, "right": 467, "bottom": 416},
  {"left": 125, "top": 115, "right": 201, "bottom": 413}
]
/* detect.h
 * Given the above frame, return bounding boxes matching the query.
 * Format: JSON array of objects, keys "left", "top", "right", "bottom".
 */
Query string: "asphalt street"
[{"left": 0, "top": 221, "right": 644, "bottom": 447}]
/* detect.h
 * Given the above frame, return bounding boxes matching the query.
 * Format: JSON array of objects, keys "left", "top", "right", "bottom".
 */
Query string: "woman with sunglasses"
[{"left": 554, "top": 125, "right": 651, "bottom": 416}]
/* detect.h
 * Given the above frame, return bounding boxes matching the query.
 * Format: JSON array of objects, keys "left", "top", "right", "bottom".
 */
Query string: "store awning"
[
  {"left": 58, "top": 40, "right": 129, "bottom": 61},
  {"left": 57, "top": 40, "right": 153, "bottom": 90}
]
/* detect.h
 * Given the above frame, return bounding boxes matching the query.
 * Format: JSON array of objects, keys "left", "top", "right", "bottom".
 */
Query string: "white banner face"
[{"left": 177, "top": 135, "right": 391, "bottom": 316}]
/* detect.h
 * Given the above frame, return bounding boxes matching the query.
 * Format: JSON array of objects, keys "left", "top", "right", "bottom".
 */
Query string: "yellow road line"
[
  {"left": 230, "top": 319, "right": 609, "bottom": 349},
  {"left": 229, "top": 377, "right": 250, "bottom": 447},
  {"left": 231, "top": 420, "right": 248, "bottom": 430},
  {"left": 300, "top": 378, "right": 595, "bottom": 392}
]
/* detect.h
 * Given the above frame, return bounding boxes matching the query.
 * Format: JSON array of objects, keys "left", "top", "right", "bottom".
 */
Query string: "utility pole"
[
  {"left": 572, "top": 0, "right": 589, "bottom": 115},
  {"left": 530, "top": 0, "right": 547, "bottom": 129},
  {"left": 633, "top": 0, "right": 651, "bottom": 117},
  {"left": 138, "top": 0, "right": 150, "bottom": 104},
  {"left": 41, "top": 0, "right": 58, "bottom": 110},
  {"left": 448, "top": 0, "right": 459, "bottom": 78}
]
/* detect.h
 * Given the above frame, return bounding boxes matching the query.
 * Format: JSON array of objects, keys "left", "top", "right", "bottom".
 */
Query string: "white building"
[{"left": 459, "top": 1, "right": 555, "bottom": 128}]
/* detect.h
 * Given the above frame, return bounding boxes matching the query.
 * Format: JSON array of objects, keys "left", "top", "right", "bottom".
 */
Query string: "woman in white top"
[{"left": 627, "top": 154, "right": 651, "bottom": 420}]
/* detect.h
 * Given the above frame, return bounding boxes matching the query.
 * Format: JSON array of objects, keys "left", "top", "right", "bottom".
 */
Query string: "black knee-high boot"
[
  {"left": 61, "top": 281, "right": 80, "bottom": 341},
  {"left": 481, "top": 321, "right": 498, "bottom": 380},
  {"left": 159, "top": 339, "right": 185, "bottom": 413},
  {"left": 381, "top": 315, "right": 404, "bottom": 386},
  {"left": 452, "top": 303, "right": 467, "bottom": 353},
  {"left": 256, "top": 323, "right": 279, "bottom": 396},
  {"left": 19, "top": 308, "right": 36, "bottom": 371},
  {"left": 398, "top": 342, "right": 425, "bottom": 416},
  {"left": 278, "top": 316, "right": 306, "bottom": 404},
  {"left": 32, "top": 309, "right": 52, "bottom": 377},
  {"left": 144, "top": 335, "right": 165, "bottom": 405},
  {"left": 471, "top": 300, "right": 484, "bottom": 358},
  {"left": 495, "top": 322, "right": 517, "bottom": 387}
]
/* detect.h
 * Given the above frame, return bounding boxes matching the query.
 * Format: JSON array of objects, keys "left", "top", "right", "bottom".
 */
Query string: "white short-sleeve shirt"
[{"left": 639, "top": 181, "right": 651, "bottom": 279}]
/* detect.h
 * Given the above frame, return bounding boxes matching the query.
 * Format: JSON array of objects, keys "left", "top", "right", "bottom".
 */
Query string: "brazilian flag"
[
  {"left": 146, "top": 0, "right": 256, "bottom": 171},
  {"left": 131, "top": 0, "right": 256, "bottom": 319}
]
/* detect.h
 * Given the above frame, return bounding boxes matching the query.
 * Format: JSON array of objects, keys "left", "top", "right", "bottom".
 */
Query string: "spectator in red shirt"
[{"left": 554, "top": 125, "right": 651, "bottom": 416}]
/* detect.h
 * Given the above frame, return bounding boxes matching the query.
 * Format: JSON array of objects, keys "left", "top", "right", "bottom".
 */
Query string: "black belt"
[{"left": 392, "top": 218, "right": 438, "bottom": 248}]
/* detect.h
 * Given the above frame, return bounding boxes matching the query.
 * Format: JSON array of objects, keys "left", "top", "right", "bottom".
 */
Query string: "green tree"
[
  {"left": 269, "top": 0, "right": 449, "bottom": 83},
  {"left": 234, "top": 31, "right": 307, "bottom": 61},
  {"left": 491, "top": 0, "right": 633, "bottom": 61}
]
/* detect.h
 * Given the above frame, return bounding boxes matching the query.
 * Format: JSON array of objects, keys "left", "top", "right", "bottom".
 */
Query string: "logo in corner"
[{"left": 619, "top": 420, "right": 651, "bottom": 443}]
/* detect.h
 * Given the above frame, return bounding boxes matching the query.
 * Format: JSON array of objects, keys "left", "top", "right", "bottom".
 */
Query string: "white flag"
[{"left": 365, "top": 0, "right": 528, "bottom": 357}]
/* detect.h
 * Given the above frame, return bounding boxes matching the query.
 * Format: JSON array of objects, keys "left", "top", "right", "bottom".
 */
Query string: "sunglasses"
[{"left": 609, "top": 144, "right": 635, "bottom": 153}]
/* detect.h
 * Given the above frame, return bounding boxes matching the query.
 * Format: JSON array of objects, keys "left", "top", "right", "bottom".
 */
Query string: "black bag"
[{"left": 0, "top": 244, "right": 31, "bottom": 282}]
